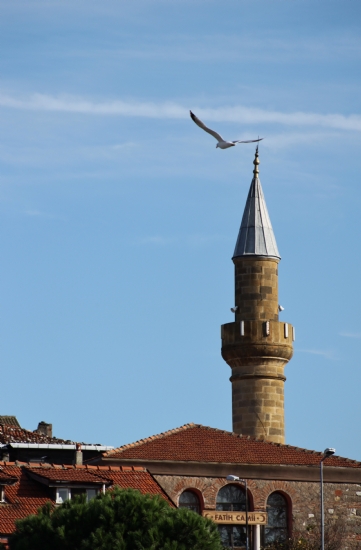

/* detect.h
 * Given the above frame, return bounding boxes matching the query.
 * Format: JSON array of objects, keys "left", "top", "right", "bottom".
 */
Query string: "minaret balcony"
[{"left": 221, "top": 320, "right": 294, "bottom": 364}]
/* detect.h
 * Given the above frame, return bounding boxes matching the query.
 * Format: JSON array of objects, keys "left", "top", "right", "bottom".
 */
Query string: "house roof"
[
  {"left": 0, "top": 462, "right": 173, "bottom": 536},
  {"left": 233, "top": 148, "right": 280, "bottom": 260},
  {"left": 0, "top": 469, "right": 17, "bottom": 484},
  {"left": 0, "top": 424, "right": 72, "bottom": 446},
  {"left": 0, "top": 424, "right": 109, "bottom": 449},
  {"left": 103, "top": 423, "right": 361, "bottom": 469},
  {"left": 25, "top": 466, "right": 111, "bottom": 486},
  {"left": 0, "top": 417, "right": 21, "bottom": 428},
  {"left": 0, "top": 465, "right": 50, "bottom": 535}
]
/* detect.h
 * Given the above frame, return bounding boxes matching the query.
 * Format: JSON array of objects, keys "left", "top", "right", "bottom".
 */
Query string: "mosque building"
[{"left": 92, "top": 149, "right": 361, "bottom": 549}]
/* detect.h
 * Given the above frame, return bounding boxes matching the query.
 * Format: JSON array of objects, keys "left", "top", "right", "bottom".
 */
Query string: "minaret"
[{"left": 221, "top": 149, "right": 294, "bottom": 444}]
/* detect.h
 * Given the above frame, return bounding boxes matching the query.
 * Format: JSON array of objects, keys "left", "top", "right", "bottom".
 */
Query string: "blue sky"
[{"left": 0, "top": 0, "right": 360, "bottom": 460}]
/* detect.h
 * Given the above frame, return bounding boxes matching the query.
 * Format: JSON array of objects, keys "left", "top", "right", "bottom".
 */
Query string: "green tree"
[{"left": 10, "top": 488, "right": 223, "bottom": 550}]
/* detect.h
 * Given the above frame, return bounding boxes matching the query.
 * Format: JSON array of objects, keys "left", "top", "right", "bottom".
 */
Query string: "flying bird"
[{"left": 190, "top": 111, "right": 263, "bottom": 149}]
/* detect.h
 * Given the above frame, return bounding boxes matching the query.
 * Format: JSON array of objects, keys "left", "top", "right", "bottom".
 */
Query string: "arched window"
[
  {"left": 179, "top": 490, "right": 201, "bottom": 514},
  {"left": 264, "top": 492, "right": 289, "bottom": 546},
  {"left": 216, "top": 484, "right": 250, "bottom": 548}
]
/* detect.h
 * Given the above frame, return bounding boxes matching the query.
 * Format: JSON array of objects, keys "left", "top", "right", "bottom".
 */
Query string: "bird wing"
[
  {"left": 190, "top": 111, "right": 224, "bottom": 142},
  {"left": 232, "top": 138, "right": 264, "bottom": 144}
]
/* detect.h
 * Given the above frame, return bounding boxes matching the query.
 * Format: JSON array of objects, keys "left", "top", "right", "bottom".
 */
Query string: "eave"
[{"left": 97, "top": 458, "right": 361, "bottom": 484}]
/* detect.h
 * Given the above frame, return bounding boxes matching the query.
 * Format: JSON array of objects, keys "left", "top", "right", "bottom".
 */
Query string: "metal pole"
[
  {"left": 245, "top": 479, "right": 249, "bottom": 550},
  {"left": 319, "top": 449, "right": 335, "bottom": 550},
  {"left": 321, "top": 460, "right": 324, "bottom": 550}
]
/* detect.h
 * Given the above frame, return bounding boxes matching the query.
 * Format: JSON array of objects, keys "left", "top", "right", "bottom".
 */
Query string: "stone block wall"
[
  {"left": 234, "top": 258, "right": 279, "bottom": 322},
  {"left": 231, "top": 376, "right": 285, "bottom": 441},
  {"left": 221, "top": 319, "right": 293, "bottom": 444},
  {"left": 222, "top": 253, "right": 293, "bottom": 444}
]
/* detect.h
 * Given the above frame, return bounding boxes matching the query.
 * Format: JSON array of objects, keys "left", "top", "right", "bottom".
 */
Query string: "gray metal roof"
[{"left": 233, "top": 149, "right": 280, "bottom": 260}]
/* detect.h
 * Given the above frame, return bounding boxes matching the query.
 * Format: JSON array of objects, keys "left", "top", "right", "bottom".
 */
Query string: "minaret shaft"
[
  {"left": 221, "top": 150, "right": 293, "bottom": 444},
  {"left": 234, "top": 257, "right": 279, "bottom": 322}
]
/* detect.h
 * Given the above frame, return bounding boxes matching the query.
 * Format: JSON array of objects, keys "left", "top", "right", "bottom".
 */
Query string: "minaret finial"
[{"left": 253, "top": 146, "right": 260, "bottom": 178}]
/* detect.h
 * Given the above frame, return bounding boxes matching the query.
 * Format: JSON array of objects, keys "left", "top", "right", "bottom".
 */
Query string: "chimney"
[
  {"left": 74, "top": 443, "right": 83, "bottom": 465},
  {"left": 35, "top": 421, "right": 53, "bottom": 438}
]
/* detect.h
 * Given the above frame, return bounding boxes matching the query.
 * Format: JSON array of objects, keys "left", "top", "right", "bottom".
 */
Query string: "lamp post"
[
  {"left": 226, "top": 475, "right": 249, "bottom": 550},
  {"left": 320, "top": 448, "right": 335, "bottom": 550}
]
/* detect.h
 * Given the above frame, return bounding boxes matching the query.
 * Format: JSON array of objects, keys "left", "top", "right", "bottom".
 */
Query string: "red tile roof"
[
  {"left": 25, "top": 466, "right": 110, "bottom": 485},
  {"left": 0, "top": 469, "right": 18, "bottom": 484},
  {"left": 104, "top": 423, "right": 361, "bottom": 468},
  {"left": 0, "top": 424, "right": 72, "bottom": 445},
  {"left": 0, "top": 463, "right": 172, "bottom": 536},
  {"left": 0, "top": 465, "right": 51, "bottom": 536},
  {"left": 0, "top": 417, "right": 20, "bottom": 428},
  {"left": 87, "top": 467, "right": 173, "bottom": 498}
]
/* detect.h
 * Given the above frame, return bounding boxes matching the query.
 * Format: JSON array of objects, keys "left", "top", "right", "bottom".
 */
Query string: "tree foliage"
[{"left": 10, "top": 488, "right": 223, "bottom": 550}]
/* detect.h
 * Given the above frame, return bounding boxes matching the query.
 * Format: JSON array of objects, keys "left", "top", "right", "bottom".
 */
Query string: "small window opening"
[
  {"left": 263, "top": 492, "right": 289, "bottom": 547},
  {"left": 216, "top": 485, "right": 251, "bottom": 549},
  {"left": 56, "top": 487, "right": 70, "bottom": 504},
  {"left": 179, "top": 490, "right": 201, "bottom": 514}
]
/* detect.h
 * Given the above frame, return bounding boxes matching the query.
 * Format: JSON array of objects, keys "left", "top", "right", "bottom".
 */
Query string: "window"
[
  {"left": 263, "top": 492, "right": 289, "bottom": 546},
  {"left": 216, "top": 485, "right": 250, "bottom": 549},
  {"left": 179, "top": 490, "right": 201, "bottom": 514},
  {"left": 86, "top": 489, "right": 97, "bottom": 501},
  {"left": 56, "top": 487, "right": 98, "bottom": 504},
  {"left": 56, "top": 487, "right": 70, "bottom": 504}
]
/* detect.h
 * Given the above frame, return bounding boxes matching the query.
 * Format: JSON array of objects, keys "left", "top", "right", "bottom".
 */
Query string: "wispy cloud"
[
  {"left": 339, "top": 331, "right": 361, "bottom": 339},
  {"left": 0, "top": 92, "right": 361, "bottom": 132},
  {"left": 263, "top": 131, "right": 343, "bottom": 150},
  {"left": 297, "top": 349, "right": 337, "bottom": 360},
  {"left": 73, "top": 32, "right": 361, "bottom": 64},
  {"left": 111, "top": 142, "right": 138, "bottom": 150}
]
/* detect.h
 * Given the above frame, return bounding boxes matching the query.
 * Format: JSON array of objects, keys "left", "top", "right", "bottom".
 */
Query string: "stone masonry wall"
[
  {"left": 154, "top": 474, "right": 361, "bottom": 548},
  {"left": 234, "top": 258, "right": 279, "bottom": 322},
  {"left": 231, "top": 376, "right": 285, "bottom": 441},
  {"left": 222, "top": 254, "right": 293, "bottom": 444}
]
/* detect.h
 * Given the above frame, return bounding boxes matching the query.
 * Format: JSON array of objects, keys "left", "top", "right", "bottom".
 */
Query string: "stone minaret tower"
[{"left": 221, "top": 149, "right": 294, "bottom": 444}]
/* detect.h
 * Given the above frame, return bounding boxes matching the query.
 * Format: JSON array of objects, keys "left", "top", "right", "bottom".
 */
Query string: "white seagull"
[{"left": 190, "top": 111, "right": 263, "bottom": 149}]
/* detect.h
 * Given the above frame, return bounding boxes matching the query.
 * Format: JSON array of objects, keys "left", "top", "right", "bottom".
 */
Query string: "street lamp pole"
[
  {"left": 244, "top": 478, "right": 249, "bottom": 550},
  {"left": 226, "top": 475, "right": 249, "bottom": 550},
  {"left": 320, "top": 448, "right": 335, "bottom": 550}
]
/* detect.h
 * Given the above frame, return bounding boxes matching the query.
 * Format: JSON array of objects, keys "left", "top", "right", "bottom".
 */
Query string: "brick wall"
[{"left": 154, "top": 474, "right": 361, "bottom": 548}]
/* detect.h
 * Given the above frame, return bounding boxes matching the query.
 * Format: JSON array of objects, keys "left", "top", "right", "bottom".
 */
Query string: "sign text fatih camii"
[{"left": 202, "top": 511, "right": 268, "bottom": 525}]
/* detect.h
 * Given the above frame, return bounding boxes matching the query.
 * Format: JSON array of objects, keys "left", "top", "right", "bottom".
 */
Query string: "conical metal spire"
[{"left": 233, "top": 148, "right": 280, "bottom": 259}]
